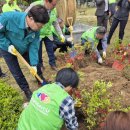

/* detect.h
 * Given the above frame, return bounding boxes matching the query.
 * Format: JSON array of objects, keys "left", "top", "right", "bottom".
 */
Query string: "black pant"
[
  {"left": 39, "top": 37, "right": 56, "bottom": 67},
  {"left": 97, "top": 12, "right": 108, "bottom": 30},
  {"left": 0, "top": 49, "right": 31, "bottom": 91},
  {"left": 107, "top": 18, "right": 128, "bottom": 44},
  {"left": 53, "top": 34, "right": 72, "bottom": 52}
]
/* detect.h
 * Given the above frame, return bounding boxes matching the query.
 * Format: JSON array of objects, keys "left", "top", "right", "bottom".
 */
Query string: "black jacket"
[
  {"left": 95, "top": 0, "right": 109, "bottom": 16},
  {"left": 114, "top": 0, "right": 130, "bottom": 20}
]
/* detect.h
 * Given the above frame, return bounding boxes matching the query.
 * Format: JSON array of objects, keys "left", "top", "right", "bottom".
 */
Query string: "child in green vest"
[
  {"left": 18, "top": 68, "right": 79, "bottom": 130},
  {"left": 2, "top": 0, "right": 21, "bottom": 12},
  {"left": 81, "top": 26, "right": 108, "bottom": 64}
]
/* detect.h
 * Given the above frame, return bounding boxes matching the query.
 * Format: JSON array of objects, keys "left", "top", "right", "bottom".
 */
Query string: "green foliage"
[
  {"left": 81, "top": 80, "right": 130, "bottom": 130},
  {"left": 82, "top": 80, "right": 112, "bottom": 130},
  {"left": 0, "top": 80, "right": 23, "bottom": 130}
]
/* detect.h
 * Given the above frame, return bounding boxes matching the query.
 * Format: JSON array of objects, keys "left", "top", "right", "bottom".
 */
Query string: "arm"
[
  {"left": 0, "top": 15, "right": 11, "bottom": 51},
  {"left": 29, "top": 32, "right": 40, "bottom": 66},
  {"left": 60, "top": 96, "right": 78, "bottom": 130},
  {"left": 88, "top": 37, "right": 101, "bottom": 58},
  {"left": 53, "top": 20, "right": 63, "bottom": 36},
  {"left": 101, "top": 34, "right": 108, "bottom": 52}
]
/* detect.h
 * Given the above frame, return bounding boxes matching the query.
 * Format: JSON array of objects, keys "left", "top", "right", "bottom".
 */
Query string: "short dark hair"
[
  {"left": 103, "top": 111, "right": 130, "bottom": 130},
  {"left": 28, "top": 5, "right": 49, "bottom": 24},
  {"left": 55, "top": 68, "right": 79, "bottom": 88},
  {"left": 96, "top": 26, "right": 106, "bottom": 35}
]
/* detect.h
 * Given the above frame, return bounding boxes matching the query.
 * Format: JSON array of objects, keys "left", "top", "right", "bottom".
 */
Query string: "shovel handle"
[
  {"left": 14, "top": 49, "right": 43, "bottom": 83},
  {"left": 67, "top": 17, "right": 73, "bottom": 26}
]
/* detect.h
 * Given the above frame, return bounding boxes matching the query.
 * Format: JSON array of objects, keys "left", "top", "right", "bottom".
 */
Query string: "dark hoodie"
[{"left": 114, "top": 0, "right": 130, "bottom": 20}]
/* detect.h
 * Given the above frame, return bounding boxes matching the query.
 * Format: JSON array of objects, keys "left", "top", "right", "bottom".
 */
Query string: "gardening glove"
[
  {"left": 68, "top": 26, "right": 73, "bottom": 32},
  {"left": 30, "top": 66, "right": 37, "bottom": 76},
  {"left": 98, "top": 57, "right": 103, "bottom": 64},
  {"left": 67, "top": 37, "right": 73, "bottom": 42},
  {"left": 60, "top": 34, "right": 65, "bottom": 43},
  {"left": 8, "top": 45, "right": 16, "bottom": 55},
  {"left": 103, "top": 51, "right": 106, "bottom": 59}
]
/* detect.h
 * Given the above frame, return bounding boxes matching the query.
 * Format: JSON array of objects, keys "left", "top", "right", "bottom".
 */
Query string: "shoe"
[
  {"left": 24, "top": 89, "right": 32, "bottom": 101},
  {"left": 50, "top": 65, "right": 58, "bottom": 71},
  {"left": 37, "top": 74, "right": 49, "bottom": 87},
  {"left": 0, "top": 73, "right": 7, "bottom": 78}
]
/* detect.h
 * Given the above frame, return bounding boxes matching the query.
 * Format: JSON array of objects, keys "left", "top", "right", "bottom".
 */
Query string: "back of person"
[
  {"left": 81, "top": 27, "right": 99, "bottom": 43},
  {"left": 18, "top": 83, "right": 69, "bottom": 130}
]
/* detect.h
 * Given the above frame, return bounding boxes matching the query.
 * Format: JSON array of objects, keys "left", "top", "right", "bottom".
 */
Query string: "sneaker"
[
  {"left": 37, "top": 74, "right": 49, "bottom": 87},
  {"left": 24, "top": 89, "right": 32, "bottom": 101}
]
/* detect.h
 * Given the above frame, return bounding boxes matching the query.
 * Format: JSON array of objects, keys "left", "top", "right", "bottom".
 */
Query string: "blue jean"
[
  {"left": 81, "top": 38, "right": 87, "bottom": 45},
  {"left": 39, "top": 37, "right": 56, "bottom": 66},
  {"left": 0, "top": 49, "right": 30, "bottom": 91}
]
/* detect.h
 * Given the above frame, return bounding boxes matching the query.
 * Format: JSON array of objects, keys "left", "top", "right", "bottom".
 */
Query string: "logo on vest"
[{"left": 37, "top": 93, "right": 50, "bottom": 103}]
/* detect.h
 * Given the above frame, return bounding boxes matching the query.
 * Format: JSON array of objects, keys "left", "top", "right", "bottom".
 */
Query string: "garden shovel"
[
  {"left": 67, "top": 17, "right": 77, "bottom": 58},
  {"left": 13, "top": 48, "right": 48, "bottom": 86},
  {"left": 112, "top": 52, "right": 127, "bottom": 71}
]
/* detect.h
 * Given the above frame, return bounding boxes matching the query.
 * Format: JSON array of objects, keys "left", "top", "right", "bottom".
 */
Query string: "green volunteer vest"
[
  {"left": 18, "top": 83, "right": 69, "bottom": 130},
  {"left": 35, "top": 0, "right": 57, "bottom": 38},
  {"left": 81, "top": 27, "right": 99, "bottom": 45},
  {"left": 109, "top": 0, "right": 116, "bottom": 4},
  {"left": 2, "top": 0, "right": 21, "bottom": 12}
]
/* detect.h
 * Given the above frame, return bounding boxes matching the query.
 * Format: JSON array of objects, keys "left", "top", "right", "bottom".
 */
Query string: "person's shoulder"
[
  {"left": 1, "top": 11, "right": 26, "bottom": 24},
  {"left": 1, "top": 11, "right": 24, "bottom": 17}
]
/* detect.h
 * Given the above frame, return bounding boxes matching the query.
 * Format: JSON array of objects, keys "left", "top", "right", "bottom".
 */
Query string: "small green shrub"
[
  {"left": 0, "top": 80, "right": 23, "bottom": 130},
  {"left": 81, "top": 80, "right": 130, "bottom": 130},
  {"left": 82, "top": 80, "right": 112, "bottom": 130}
]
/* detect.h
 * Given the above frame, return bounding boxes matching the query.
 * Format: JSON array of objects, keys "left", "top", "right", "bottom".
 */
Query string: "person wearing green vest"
[
  {"left": 2, "top": 0, "right": 21, "bottom": 12},
  {"left": 108, "top": 0, "right": 117, "bottom": 25},
  {"left": 18, "top": 68, "right": 79, "bottom": 130},
  {"left": 81, "top": 26, "right": 108, "bottom": 64},
  {"left": 25, "top": 0, "right": 66, "bottom": 72},
  {"left": 52, "top": 18, "right": 72, "bottom": 53}
]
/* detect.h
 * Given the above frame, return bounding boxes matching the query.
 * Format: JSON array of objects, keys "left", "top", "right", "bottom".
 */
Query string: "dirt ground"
[{"left": 0, "top": 7, "right": 130, "bottom": 130}]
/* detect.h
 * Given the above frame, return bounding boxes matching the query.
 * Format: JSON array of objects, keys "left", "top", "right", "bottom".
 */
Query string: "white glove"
[
  {"left": 103, "top": 51, "right": 106, "bottom": 59},
  {"left": 60, "top": 34, "right": 65, "bottom": 43},
  {"left": 98, "top": 57, "right": 103, "bottom": 64},
  {"left": 67, "top": 37, "right": 73, "bottom": 42},
  {"left": 8, "top": 45, "right": 16, "bottom": 55},
  {"left": 30, "top": 66, "right": 37, "bottom": 76},
  {"left": 68, "top": 26, "right": 73, "bottom": 32}
]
